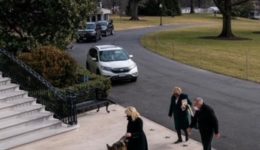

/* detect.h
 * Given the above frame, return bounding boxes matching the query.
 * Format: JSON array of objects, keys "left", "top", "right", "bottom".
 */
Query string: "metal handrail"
[
  {"left": 0, "top": 49, "right": 64, "bottom": 99},
  {"left": 0, "top": 48, "right": 77, "bottom": 125}
]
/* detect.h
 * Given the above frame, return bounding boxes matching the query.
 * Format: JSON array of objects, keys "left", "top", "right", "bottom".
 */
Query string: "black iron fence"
[
  {"left": 0, "top": 49, "right": 112, "bottom": 126},
  {"left": 0, "top": 49, "right": 79, "bottom": 125}
]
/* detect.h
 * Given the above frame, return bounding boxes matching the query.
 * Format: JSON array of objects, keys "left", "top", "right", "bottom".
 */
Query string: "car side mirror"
[
  {"left": 129, "top": 55, "right": 133, "bottom": 58},
  {"left": 91, "top": 57, "right": 97, "bottom": 61}
]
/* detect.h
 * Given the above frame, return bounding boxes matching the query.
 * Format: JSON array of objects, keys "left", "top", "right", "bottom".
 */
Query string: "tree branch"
[
  {"left": 6, "top": 19, "right": 24, "bottom": 38},
  {"left": 213, "top": 0, "right": 225, "bottom": 14},
  {"left": 232, "top": 0, "right": 249, "bottom": 6},
  {"left": 0, "top": 12, "right": 24, "bottom": 38}
]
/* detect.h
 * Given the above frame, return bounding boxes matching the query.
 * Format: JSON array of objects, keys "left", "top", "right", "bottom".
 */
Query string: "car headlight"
[
  {"left": 128, "top": 64, "right": 137, "bottom": 70},
  {"left": 90, "top": 31, "right": 96, "bottom": 35},
  {"left": 101, "top": 66, "right": 112, "bottom": 71}
]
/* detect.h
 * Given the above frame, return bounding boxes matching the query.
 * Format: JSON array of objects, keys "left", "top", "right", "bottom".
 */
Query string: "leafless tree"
[
  {"left": 213, "top": 0, "right": 249, "bottom": 38},
  {"left": 129, "top": 0, "right": 142, "bottom": 20}
]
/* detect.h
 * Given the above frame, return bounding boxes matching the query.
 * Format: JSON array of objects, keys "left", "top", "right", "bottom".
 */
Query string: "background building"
[
  {"left": 101, "top": 0, "right": 128, "bottom": 14},
  {"left": 87, "top": 1, "right": 112, "bottom": 22},
  {"left": 250, "top": 0, "right": 260, "bottom": 19}
]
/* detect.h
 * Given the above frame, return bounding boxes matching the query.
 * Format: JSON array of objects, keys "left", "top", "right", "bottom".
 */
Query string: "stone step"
[
  {"left": 0, "top": 124, "right": 77, "bottom": 149},
  {"left": 0, "top": 83, "right": 19, "bottom": 93},
  {"left": 0, "top": 90, "right": 27, "bottom": 102},
  {"left": 0, "top": 112, "right": 52, "bottom": 131},
  {"left": 0, "top": 97, "right": 36, "bottom": 111},
  {"left": 0, "top": 119, "right": 61, "bottom": 141},
  {"left": 0, "top": 104, "right": 43, "bottom": 120},
  {"left": 0, "top": 72, "right": 77, "bottom": 149},
  {"left": 0, "top": 77, "right": 11, "bottom": 86}
]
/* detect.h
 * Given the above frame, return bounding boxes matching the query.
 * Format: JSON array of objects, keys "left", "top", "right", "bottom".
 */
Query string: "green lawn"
[
  {"left": 112, "top": 14, "right": 221, "bottom": 31},
  {"left": 141, "top": 14, "right": 260, "bottom": 82}
]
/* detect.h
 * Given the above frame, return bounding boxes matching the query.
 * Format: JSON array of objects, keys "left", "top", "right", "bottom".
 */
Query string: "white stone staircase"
[{"left": 0, "top": 71, "right": 77, "bottom": 150}]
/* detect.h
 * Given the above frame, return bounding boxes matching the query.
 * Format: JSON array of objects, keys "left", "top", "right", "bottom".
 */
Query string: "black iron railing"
[{"left": 0, "top": 49, "right": 77, "bottom": 125}]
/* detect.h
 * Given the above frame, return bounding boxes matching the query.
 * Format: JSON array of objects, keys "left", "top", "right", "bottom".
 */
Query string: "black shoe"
[
  {"left": 185, "top": 137, "right": 189, "bottom": 142},
  {"left": 174, "top": 139, "right": 183, "bottom": 144}
]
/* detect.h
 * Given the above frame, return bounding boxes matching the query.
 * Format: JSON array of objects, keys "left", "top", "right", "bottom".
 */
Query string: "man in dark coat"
[
  {"left": 188, "top": 97, "right": 220, "bottom": 150},
  {"left": 168, "top": 87, "right": 192, "bottom": 143}
]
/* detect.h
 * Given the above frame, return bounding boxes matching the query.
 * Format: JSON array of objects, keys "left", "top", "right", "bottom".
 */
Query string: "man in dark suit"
[
  {"left": 168, "top": 87, "right": 192, "bottom": 144},
  {"left": 188, "top": 97, "right": 220, "bottom": 150}
]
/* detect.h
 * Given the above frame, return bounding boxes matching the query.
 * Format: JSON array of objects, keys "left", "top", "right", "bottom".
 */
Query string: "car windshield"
[
  {"left": 98, "top": 21, "right": 108, "bottom": 26},
  {"left": 86, "top": 24, "right": 95, "bottom": 29},
  {"left": 99, "top": 50, "right": 129, "bottom": 62}
]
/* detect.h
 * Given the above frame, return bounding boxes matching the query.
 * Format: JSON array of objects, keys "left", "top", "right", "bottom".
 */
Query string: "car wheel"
[
  {"left": 86, "top": 62, "right": 90, "bottom": 70},
  {"left": 96, "top": 69, "right": 101, "bottom": 75},
  {"left": 76, "top": 39, "right": 80, "bottom": 43},
  {"left": 94, "top": 35, "right": 98, "bottom": 42},
  {"left": 131, "top": 77, "right": 137, "bottom": 82}
]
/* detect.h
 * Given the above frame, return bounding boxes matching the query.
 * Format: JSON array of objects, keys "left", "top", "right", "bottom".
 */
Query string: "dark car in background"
[
  {"left": 76, "top": 22, "right": 102, "bottom": 42},
  {"left": 97, "top": 20, "right": 114, "bottom": 37}
]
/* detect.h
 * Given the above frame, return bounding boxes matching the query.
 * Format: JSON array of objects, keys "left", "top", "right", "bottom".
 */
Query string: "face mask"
[
  {"left": 174, "top": 93, "right": 180, "bottom": 97},
  {"left": 193, "top": 106, "right": 199, "bottom": 111}
]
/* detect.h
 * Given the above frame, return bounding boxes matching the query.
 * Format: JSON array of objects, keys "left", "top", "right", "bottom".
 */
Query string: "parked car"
[
  {"left": 97, "top": 20, "right": 114, "bottom": 36},
  {"left": 76, "top": 22, "right": 102, "bottom": 42},
  {"left": 86, "top": 45, "right": 138, "bottom": 82}
]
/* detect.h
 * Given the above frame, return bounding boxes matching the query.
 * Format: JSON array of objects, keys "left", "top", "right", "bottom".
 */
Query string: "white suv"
[{"left": 86, "top": 45, "right": 138, "bottom": 82}]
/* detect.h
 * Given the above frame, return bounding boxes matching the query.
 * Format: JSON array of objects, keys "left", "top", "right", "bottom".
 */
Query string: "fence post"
[
  {"left": 245, "top": 49, "right": 249, "bottom": 80},
  {"left": 154, "top": 35, "right": 158, "bottom": 51},
  {"left": 171, "top": 41, "right": 175, "bottom": 58},
  {"left": 199, "top": 49, "right": 202, "bottom": 67},
  {"left": 67, "top": 92, "right": 77, "bottom": 125}
]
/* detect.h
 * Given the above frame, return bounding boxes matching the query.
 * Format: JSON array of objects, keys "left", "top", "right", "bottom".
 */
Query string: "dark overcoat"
[
  {"left": 127, "top": 117, "right": 148, "bottom": 150},
  {"left": 168, "top": 93, "right": 192, "bottom": 130},
  {"left": 190, "top": 104, "right": 219, "bottom": 135},
  {"left": 190, "top": 104, "right": 219, "bottom": 150}
]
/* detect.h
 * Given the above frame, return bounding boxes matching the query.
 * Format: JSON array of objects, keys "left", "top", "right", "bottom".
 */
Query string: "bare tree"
[
  {"left": 190, "top": 0, "right": 195, "bottom": 14},
  {"left": 197, "top": 0, "right": 201, "bottom": 8},
  {"left": 213, "top": 0, "right": 249, "bottom": 38},
  {"left": 129, "top": 0, "right": 142, "bottom": 20}
]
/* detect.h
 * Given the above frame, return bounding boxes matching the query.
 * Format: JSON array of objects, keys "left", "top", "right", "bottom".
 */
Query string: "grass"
[
  {"left": 141, "top": 14, "right": 260, "bottom": 82},
  {"left": 112, "top": 14, "right": 221, "bottom": 31}
]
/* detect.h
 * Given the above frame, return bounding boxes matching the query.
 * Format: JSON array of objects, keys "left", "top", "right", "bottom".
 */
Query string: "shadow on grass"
[
  {"left": 253, "top": 31, "right": 260, "bottom": 34},
  {"left": 199, "top": 36, "right": 251, "bottom": 41},
  {"left": 116, "top": 18, "right": 150, "bottom": 22}
]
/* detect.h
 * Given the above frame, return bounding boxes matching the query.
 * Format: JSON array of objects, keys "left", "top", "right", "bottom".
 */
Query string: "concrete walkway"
[{"left": 13, "top": 105, "right": 202, "bottom": 150}]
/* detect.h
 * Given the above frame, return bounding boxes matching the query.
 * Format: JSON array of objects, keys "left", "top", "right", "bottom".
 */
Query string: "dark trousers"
[
  {"left": 200, "top": 130, "right": 214, "bottom": 150},
  {"left": 177, "top": 129, "right": 188, "bottom": 141}
]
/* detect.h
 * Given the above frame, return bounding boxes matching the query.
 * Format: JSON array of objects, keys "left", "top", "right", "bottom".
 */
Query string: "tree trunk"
[
  {"left": 197, "top": 0, "right": 201, "bottom": 8},
  {"left": 111, "top": 0, "right": 116, "bottom": 14},
  {"left": 129, "top": 0, "right": 139, "bottom": 20},
  {"left": 190, "top": 0, "right": 195, "bottom": 14},
  {"left": 218, "top": 0, "right": 235, "bottom": 38}
]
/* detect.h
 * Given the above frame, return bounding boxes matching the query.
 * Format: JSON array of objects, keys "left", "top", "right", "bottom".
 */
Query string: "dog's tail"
[
  {"left": 106, "top": 144, "right": 112, "bottom": 150},
  {"left": 120, "top": 136, "right": 128, "bottom": 141}
]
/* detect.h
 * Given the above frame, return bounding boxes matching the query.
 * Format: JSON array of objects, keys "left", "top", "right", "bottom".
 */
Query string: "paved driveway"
[{"left": 68, "top": 24, "right": 260, "bottom": 150}]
